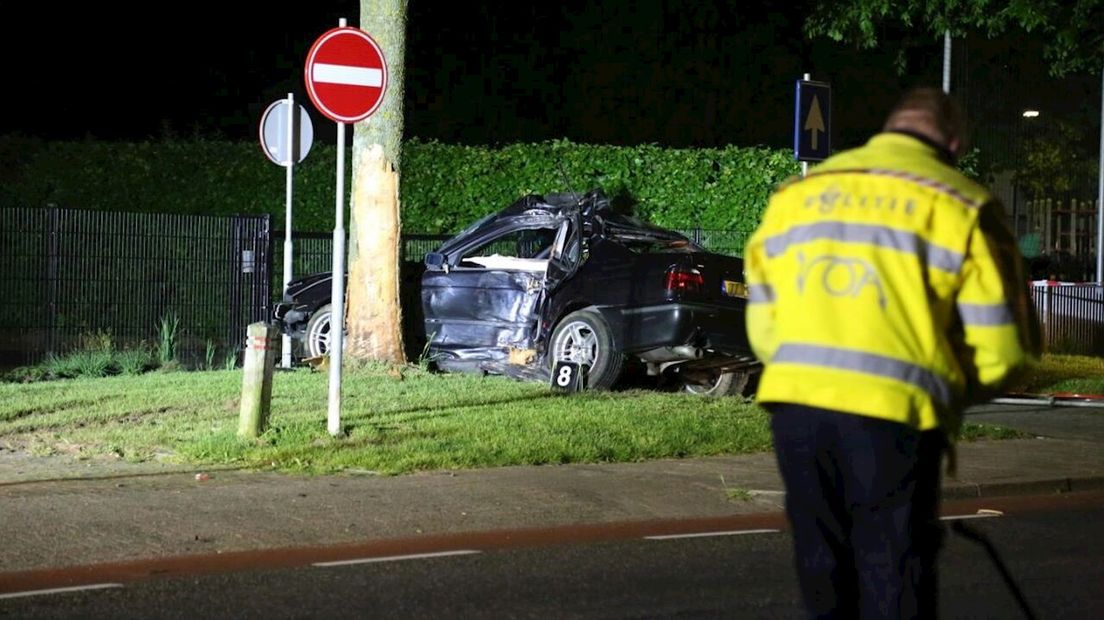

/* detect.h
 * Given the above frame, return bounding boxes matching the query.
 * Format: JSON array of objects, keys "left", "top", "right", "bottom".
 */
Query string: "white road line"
[
  {"left": 941, "top": 513, "right": 1003, "bottom": 521},
  {"left": 0, "top": 583, "right": 123, "bottom": 600},
  {"left": 313, "top": 549, "right": 481, "bottom": 567},
  {"left": 645, "top": 529, "right": 780, "bottom": 540},
  {"left": 312, "top": 64, "right": 383, "bottom": 87}
]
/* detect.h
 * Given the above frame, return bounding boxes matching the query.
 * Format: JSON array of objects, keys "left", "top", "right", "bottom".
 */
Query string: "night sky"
[
  {"left": 1, "top": 2, "right": 354, "bottom": 142},
  {"left": 4, "top": 1, "right": 1075, "bottom": 152}
]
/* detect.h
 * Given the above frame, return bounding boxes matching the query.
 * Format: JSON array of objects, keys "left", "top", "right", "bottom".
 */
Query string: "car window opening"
[{"left": 459, "top": 226, "right": 560, "bottom": 272}]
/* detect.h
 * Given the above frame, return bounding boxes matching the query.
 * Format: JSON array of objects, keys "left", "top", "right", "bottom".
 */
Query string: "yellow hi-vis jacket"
[{"left": 745, "top": 131, "right": 1040, "bottom": 433}]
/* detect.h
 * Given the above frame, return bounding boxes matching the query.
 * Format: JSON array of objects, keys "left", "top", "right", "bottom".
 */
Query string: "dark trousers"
[{"left": 769, "top": 403, "right": 947, "bottom": 620}]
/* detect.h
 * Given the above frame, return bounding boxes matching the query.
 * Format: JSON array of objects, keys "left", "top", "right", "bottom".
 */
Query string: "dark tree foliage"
[{"left": 804, "top": 0, "right": 1104, "bottom": 77}]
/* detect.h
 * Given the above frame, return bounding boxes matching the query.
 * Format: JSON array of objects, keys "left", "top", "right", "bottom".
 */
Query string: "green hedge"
[{"left": 0, "top": 135, "right": 798, "bottom": 235}]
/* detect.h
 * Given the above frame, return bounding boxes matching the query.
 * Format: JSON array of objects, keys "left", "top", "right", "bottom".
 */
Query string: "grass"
[
  {"left": 5, "top": 353, "right": 1094, "bottom": 476},
  {"left": 0, "top": 365, "right": 775, "bottom": 475},
  {"left": 3, "top": 320, "right": 172, "bottom": 382},
  {"left": 1004, "top": 354, "right": 1104, "bottom": 396}
]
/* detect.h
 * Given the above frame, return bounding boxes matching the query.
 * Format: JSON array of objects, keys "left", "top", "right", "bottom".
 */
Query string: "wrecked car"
[
  {"left": 420, "top": 189, "right": 760, "bottom": 395},
  {"left": 273, "top": 271, "right": 342, "bottom": 359},
  {"left": 274, "top": 190, "right": 760, "bottom": 394}
]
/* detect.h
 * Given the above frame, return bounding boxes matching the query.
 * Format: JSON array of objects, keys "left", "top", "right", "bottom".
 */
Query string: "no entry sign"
[{"left": 304, "top": 26, "right": 388, "bottom": 123}]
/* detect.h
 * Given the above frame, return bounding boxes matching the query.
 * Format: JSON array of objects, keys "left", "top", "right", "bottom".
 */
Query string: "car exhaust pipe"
[{"left": 639, "top": 345, "right": 704, "bottom": 363}]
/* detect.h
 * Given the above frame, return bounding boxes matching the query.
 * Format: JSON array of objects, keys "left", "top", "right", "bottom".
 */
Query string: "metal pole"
[
  {"left": 328, "top": 18, "right": 348, "bottom": 436},
  {"left": 1096, "top": 65, "right": 1104, "bottom": 283},
  {"left": 281, "top": 93, "right": 295, "bottom": 369},
  {"left": 942, "top": 31, "right": 952, "bottom": 93},
  {"left": 802, "top": 73, "right": 810, "bottom": 177},
  {"left": 328, "top": 120, "right": 346, "bottom": 437}
]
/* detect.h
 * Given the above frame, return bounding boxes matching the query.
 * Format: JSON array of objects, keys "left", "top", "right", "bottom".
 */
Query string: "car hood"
[{"left": 285, "top": 271, "right": 342, "bottom": 303}]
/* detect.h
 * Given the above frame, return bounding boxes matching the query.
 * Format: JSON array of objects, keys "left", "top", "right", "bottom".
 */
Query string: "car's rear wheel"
[
  {"left": 681, "top": 370, "right": 751, "bottom": 397},
  {"left": 549, "top": 309, "right": 624, "bottom": 390},
  {"left": 305, "top": 304, "right": 334, "bottom": 358}
]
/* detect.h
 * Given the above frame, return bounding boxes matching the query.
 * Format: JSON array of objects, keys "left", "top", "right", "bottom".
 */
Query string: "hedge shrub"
[{"left": 0, "top": 134, "right": 799, "bottom": 236}]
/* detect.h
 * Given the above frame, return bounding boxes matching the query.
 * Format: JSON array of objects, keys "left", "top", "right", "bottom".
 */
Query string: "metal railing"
[
  {"left": 3, "top": 207, "right": 1099, "bottom": 367},
  {"left": 1031, "top": 283, "right": 1104, "bottom": 356},
  {"left": 678, "top": 227, "right": 754, "bottom": 258},
  {"left": 1, "top": 207, "right": 272, "bottom": 368},
  {"left": 270, "top": 232, "right": 453, "bottom": 283}
]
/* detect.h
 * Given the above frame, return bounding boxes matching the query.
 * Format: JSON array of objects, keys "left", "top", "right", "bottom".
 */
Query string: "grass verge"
[
  {"left": 1004, "top": 354, "right": 1104, "bottom": 396},
  {"left": 0, "top": 358, "right": 1052, "bottom": 476}
]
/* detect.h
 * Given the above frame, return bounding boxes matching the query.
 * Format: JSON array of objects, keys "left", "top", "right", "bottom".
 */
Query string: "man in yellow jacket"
[{"left": 744, "top": 87, "right": 1039, "bottom": 619}]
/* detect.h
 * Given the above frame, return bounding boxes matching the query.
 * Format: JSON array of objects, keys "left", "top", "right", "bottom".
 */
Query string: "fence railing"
[
  {"left": 1019, "top": 198, "right": 1099, "bottom": 282},
  {"left": 1, "top": 207, "right": 272, "bottom": 368},
  {"left": 3, "top": 206, "right": 1099, "bottom": 368},
  {"left": 678, "top": 227, "right": 753, "bottom": 258},
  {"left": 1031, "top": 283, "right": 1104, "bottom": 356},
  {"left": 270, "top": 232, "right": 453, "bottom": 286}
]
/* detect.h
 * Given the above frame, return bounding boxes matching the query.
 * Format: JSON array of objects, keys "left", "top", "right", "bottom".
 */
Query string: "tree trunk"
[{"left": 346, "top": 0, "right": 407, "bottom": 363}]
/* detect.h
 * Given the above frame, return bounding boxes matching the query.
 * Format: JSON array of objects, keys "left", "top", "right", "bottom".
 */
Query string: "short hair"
[{"left": 882, "top": 87, "right": 968, "bottom": 149}]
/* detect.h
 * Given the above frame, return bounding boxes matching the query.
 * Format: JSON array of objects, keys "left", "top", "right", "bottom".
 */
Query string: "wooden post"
[
  {"left": 1056, "top": 202, "right": 1065, "bottom": 254},
  {"left": 238, "top": 322, "right": 279, "bottom": 438},
  {"left": 1044, "top": 198, "right": 1053, "bottom": 254}
]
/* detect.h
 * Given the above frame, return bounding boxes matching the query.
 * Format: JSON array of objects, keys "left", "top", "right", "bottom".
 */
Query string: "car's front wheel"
[
  {"left": 305, "top": 304, "right": 335, "bottom": 358},
  {"left": 549, "top": 308, "right": 624, "bottom": 390}
]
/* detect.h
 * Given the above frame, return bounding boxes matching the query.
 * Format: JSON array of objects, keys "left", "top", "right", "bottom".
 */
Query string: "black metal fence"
[
  {"left": 1, "top": 207, "right": 272, "bottom": 368},
  {"left": 267, "top": 227, "right": 753, "bottom": 281},
  {"left": 3, "top": 207, "right": 1101, "bottom": 368},
  {"left": 679, "top": 227, "right": 753, "bottom": 258},
  {"left": 276, "top": 230, "right": 1104, "bottom": 358},
  {"left": 269, "top": 231, "right": 453, "bottom": 288},
  {"left": 1031, "top": 284, "right": 1104, "bottom": 356},
  {"left": 271, "top": 228, "right": 756, "bottom": 271}
]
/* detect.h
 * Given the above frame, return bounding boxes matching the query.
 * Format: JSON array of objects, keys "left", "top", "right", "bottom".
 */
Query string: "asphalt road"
[{"left": 2, "top": 491, "right": 1100, "bottom": 619}]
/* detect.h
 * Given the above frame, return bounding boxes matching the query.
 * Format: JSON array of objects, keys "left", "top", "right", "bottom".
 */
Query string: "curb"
[
  {"left": 993, "top": 393, "right": 1104, "bottom": 407},
  {"left": 943, "top": 476, "right": 1104, "bottom": 500}
]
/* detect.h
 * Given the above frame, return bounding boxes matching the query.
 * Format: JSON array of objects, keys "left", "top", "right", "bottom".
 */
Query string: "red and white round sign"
[{"left": 304, "top": 27, "right": 388, "bottom": 124}]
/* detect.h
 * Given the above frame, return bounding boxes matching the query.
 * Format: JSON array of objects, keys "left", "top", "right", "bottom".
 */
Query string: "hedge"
[{"left": 0, "top": 135, "right": 799, "bottom": 236}]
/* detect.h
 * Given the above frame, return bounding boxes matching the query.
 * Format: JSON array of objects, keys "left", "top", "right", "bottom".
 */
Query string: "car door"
[{"left": 421, "top": 220, "right": 560, "bottom": 368}]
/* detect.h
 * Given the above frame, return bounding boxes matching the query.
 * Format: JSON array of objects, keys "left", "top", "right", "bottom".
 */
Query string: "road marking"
[
  {"left": 312, "top": 63, "right": 383, "bottom": 87},
  {"left": 312, "top": 549, "right": 481, "bottom": 567},
  {"left": 0, "top": 583, "right": 123, "bottom": 600},
  {"left": 644, "top": 529, "right": 780, "bottom": 540},
  {"left": 940, "top": 513, "right": 1002, "bottom": 521}
]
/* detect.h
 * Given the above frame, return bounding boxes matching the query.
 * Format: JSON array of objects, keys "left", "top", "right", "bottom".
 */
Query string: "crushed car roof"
[{"left": 441, "top": 189, "right": 692, "bottom": 254}]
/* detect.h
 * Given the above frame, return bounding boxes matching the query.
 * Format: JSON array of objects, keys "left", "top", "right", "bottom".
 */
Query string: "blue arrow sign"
[{"left": 794, "top": 79, "right": 831, "bottom": 162}]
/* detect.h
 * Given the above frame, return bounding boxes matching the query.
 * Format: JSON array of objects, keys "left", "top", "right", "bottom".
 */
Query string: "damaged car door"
[{"left": 421, "top": 211, "right": 577, "bottom": 375}]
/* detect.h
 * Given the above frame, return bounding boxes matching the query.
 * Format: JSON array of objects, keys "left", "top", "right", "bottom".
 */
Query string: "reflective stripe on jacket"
[{"left": 744, "top": 132, "right": 1039, "bottom": 433}]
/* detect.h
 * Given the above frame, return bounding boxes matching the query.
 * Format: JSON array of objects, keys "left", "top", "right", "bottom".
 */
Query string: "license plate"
[{"left": 722, "top": 280, "right": 748, "bottom": 298}]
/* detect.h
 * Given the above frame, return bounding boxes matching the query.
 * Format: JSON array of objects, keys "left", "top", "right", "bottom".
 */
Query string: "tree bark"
[{"left": 346, "top": 0, "right": 407, "bottom": 362}]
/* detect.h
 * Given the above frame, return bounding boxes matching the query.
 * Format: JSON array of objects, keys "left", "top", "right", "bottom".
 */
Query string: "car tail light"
[{"left": 665, "top": 266, "right": 703, "bottom": 295}]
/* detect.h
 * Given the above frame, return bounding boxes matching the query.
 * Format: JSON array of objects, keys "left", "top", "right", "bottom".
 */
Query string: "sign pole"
[
  {"left": 327, "top": 120, "right": 346, "bottom": 436},
  {"left": 259, "top": 95, "right": 313, "bottom": 366},
  {"left": 1097, "top": 64, "right": 1103, "bottom": 284},
  {"left": 326, "top": 19, "right": 349, "bottom": 437},
  {"left": 801, "top": 73, "right": 811, "bottom": 178},
  {"left": 304, "top": 16, "right": 387, "bottom": 436},
  {"left": 281, "top": 93, "right": 295, "bottom": 369}
]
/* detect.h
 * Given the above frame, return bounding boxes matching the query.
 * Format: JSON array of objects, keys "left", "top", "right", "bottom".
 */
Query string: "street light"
[{"left": 1022, "top": 109, "right": 1040, "bottom": 118}]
